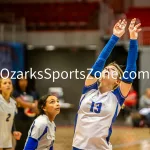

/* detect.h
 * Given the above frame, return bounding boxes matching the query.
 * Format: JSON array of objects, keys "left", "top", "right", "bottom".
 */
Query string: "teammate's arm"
[
  {"left": 119, "top": 18, "right": 142, "bottom": 97},
  {"left": 85, "top": 19, "right": 127, "bottom": 86},
  {"left": 24, "top": 137, "right": 38, "bottom": 150},
  {"left": 24, "top": 138, "right": 53, "bottom": 150},
  {"left": 15, "top": 97, "right": 37, "bottom": 109},
  {"left": 12, "top": 119, "right": 22, "bottom": 140},
  {"left": 24, "top": 122, "right": 49, "bottom": 150},
  {"left": 50, "top": 146, "right": 54, "bottom": 150}
]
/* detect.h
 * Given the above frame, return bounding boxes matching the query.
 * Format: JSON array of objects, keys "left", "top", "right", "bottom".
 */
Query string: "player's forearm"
[
  {"left": 50, "top": 146, "right": 53, "bottom": 150},
  {"left": 24, "top": 137, "right": 38, "bottom": 150},
  {"left": 122, "top": 40, "right": 138, "bottom": 83},
  {"left": 16, "top": 97, "right": 33, "bottom": 108},
  {"left": 90, "top": 34, "right": 119, "bottom": 77}
]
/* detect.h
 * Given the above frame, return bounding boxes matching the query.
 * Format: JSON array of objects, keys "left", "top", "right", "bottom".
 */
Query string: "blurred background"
[{"left": 0, "top": 0, "right": 150, "bottom": 149}]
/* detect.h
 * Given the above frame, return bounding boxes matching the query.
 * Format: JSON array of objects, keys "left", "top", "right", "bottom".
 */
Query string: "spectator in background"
[
  {"left": 131, "top": 88, "right": 150, "bottom": 127},
  {"left": 124, "top": 86, "right": 137, "bottom": 108},
  {"left": 13, "top": 76, "right": 39, "bottom": 150},
  {"left": 139, "top": 88, "right": 150, "bottom": 108},
  {"left": 123, "top": 86, "right": 137, "bottom": 125}
]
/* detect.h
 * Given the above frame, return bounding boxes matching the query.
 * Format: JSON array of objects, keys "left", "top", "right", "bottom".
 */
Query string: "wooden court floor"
[{"left": 54, "top": 126, "right": 150, "bottom": 150}]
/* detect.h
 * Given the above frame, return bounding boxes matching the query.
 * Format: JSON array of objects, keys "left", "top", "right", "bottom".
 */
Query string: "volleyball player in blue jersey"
[{"left": 72, "top": 18, "right": 141, "bottom": 150}]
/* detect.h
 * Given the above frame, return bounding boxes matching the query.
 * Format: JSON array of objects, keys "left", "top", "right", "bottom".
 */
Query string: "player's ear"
[
  {"left": 114, "top": 79, "right": 120, "bottom": 89},
  {"left": 42, "top": 105, "right": 46, "bottom": 112},
  {"left": 116, "top": 79, "right": 120, "bottom": 85}
]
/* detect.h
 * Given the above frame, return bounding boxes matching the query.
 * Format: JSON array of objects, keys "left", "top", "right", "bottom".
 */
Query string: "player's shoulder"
[
  {"left": 0, "top": 94, "right": 16, "bottom": 105},
  {"left": 34, "top": 115, "right": 49, "bottom": 128},
  {"left": 10, "top": 97, "right": 16, "bottom": 104},
  {"left": 0, "top": 94, "right": 3, "bottom": 103},
  {"left": 84, "top": 88, "right": 98, "bottom": 98},
  {"left": 108, "top": 90, "right": 119, "bottom": 102}
]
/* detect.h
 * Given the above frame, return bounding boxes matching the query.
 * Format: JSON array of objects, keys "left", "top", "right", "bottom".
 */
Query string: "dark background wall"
[{"left": 26, "top": 48, "right": 96, "bottom": 107}]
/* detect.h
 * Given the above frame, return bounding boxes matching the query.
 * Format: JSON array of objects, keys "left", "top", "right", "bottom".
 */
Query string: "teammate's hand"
[
  {"left": 129, "top": 18, "right": 142, "bottom": 39},
  {"left": 13, "top": 131, "right": 22, "bottom": 140},
  {"left": 30, "top": 101, "right": 39, "bottom": 115},
  {"left": 31, "top": 101, "right": 37, "bottom": 109},
  {"left": 113, "top": 19, "right": 127, "bottom": 38}
]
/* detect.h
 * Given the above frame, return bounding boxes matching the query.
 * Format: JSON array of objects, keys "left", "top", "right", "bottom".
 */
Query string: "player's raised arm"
[
  {"left": 119, "top": 18, "right": 142, "bottom": 97},
  {"left": 85, "top": 19, "right": 127, "bottom": 86}
]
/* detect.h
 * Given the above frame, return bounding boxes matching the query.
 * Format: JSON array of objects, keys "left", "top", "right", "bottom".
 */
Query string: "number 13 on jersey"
[{"left": 90, "top": 102, "right": 102, "bottom": 113}]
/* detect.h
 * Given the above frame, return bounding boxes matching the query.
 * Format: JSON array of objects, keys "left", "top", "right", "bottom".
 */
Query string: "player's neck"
[
  {"left": 99, "top": 84, "right": 113, "bottom": 93},
  {"left": 2, "top": 92, "right": 10, "bottom": 102},
  {"left": 20, "top": 86, "right": 26, "bottom": 92},
  {"left": 46, "top": 114, "right": 55, "bottom": 122}
]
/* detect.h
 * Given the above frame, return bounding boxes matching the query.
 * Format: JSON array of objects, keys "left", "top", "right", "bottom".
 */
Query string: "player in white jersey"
[
  {"left": 24, "top": 94, "right": 60, "bottom": 150},
  {"left": 72, "top": 18, "right": 142, "bottom": 150},
  {"left": 0, "top": 78, "right": 21, "bottom": 150}
]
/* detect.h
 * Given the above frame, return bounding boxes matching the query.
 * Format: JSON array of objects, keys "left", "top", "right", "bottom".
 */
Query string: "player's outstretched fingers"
[
  {"left": 134, "top": 23, "right": 142, "bottom": 32},
  {"left": 134, "top": 23, "right": 141, "bottom": 29},
  {"left": 120, "top": 19, "right": 126, "bottom": 25},
  {"left": 114, "top": 20, "right": 121, "bottom": 29},
  {"left": 121, "top": 19, "right": 127, "bottom": 29},
  {"left": 129, "top": 18, "right": 136, "bottom": 30},
  {"left": 137, "top": 28, "right": 142, "bottom": 32}
]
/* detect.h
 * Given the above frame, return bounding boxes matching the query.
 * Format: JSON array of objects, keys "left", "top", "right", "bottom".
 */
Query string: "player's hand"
[
  {"left": 31, "top": 101, "right": 38, "bottom": 109},
  {"left": 31, "top": 101, "right": 39, "bottom": 114},
  {"left": 13, "top": 131, "right": 22, "bottom": 140},
  {"left": 129, "top": 18, "right": 142, "bottom": 39},
  {"left": 113, "top": 19, "right": 127, "bottom": 38}
]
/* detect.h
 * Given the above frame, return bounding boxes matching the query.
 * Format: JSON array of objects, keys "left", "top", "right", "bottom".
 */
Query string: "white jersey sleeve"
[{"left": 29, "top": 119, "right": 48, "bottom": 141}]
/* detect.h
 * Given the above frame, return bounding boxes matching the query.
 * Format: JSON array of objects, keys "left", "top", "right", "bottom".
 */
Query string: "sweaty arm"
[{"left": 85, "top": 35, "right": 119, "bottom": 86}]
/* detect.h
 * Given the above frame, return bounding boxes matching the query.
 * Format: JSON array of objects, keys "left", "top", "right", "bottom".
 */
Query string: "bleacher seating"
[
  {"left": 126, "top": 7, "right": 150, "bottom": 45},
  {"left": 0, "top": 2, "right": 99, "bottom": 30},
  {"left": 126, "top": 7, "right": 150, "bottom": 27}
]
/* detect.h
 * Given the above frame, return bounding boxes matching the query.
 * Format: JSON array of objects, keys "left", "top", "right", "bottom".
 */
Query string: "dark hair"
[
  {"left": 38, "top": 94, "right": 51, "bottom": 115},
  {"left": 15, "top": 75, "right": 31, "bottom": 93}
]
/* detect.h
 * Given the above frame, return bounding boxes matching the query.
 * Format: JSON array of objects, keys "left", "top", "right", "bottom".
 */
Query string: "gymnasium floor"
[{"left": 54, "top": 126, "right": 150, "bottom": 150}]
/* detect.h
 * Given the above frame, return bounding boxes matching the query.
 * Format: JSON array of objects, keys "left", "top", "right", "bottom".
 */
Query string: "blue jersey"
[{"left": 72, "top": 82, "right": 125, "bottom": 150}]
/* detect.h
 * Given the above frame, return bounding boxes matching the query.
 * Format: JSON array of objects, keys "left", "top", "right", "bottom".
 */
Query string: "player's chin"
[
  {"left": 55, "top": 108, "right": 60, "bottom": 114},
  {"left": 101, "top": 76, "right": 110, "bottom": 82},
  {"left": 6, "top": 88, "right": 12, "bottom": 93}
]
